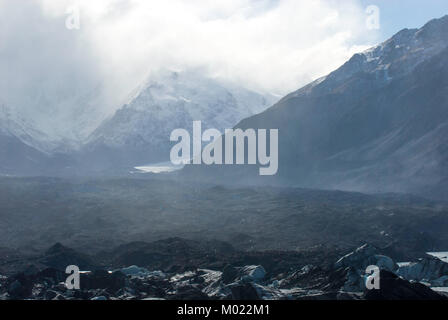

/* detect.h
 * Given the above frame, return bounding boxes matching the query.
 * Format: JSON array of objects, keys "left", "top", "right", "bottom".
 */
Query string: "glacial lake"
[{"left": 132, "top": 161, "right": 185, "bottom": 174}]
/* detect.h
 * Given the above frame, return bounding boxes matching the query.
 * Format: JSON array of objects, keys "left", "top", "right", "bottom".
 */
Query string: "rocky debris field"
[
  {"left": 1, "top": 177, "right": 448, "bottom": 261},
  {"left": 0, "top": 238, "right": 447, "bottom": 300},
  {"left": 1, "top": 178, "right": 448, "bottom": 300}
]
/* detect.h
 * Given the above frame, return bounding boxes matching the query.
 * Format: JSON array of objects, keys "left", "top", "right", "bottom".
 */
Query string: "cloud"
[
  {"left": 0, "top": 0, "right": 380, "bottom": 138},
  {"left": 0, "top": 0, "right": 107, "bottom": 137}
]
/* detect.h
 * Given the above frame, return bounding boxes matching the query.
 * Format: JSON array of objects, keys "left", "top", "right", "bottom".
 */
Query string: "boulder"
[
  {"left": 365, "top": 270, "right": 447, "bottom": 300},
  {"left": 221, "top": 265, "right": 238, "bottom": 284},
  {"left": 240, "top": 265, "right": 266, "bottom": 282},
  {"left": 120, "top": 265, "right": 150, "bottom": 277},
  {"left": 335, "top": 244, "right": 397, "bottom": 272},
  {"left": 336, "top": 244, "right": 398, "bottom": 292},
  {"left": 230, "top": 283, "right": 261, "bottom": 300},
  {"left": 397, "top": 256, "right": 448, "bottom": 285}
]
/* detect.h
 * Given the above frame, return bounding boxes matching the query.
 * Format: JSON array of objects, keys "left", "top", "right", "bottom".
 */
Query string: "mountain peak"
[
  {"left": 356, "top": 15, "right": 448, "bottom": 78},
  {"left": 421, "top": 14, "right": 448, "bottom": 29},
  {"left": 289, "top": 15, "right": 448, "bottom": 99},
  {"left": 83, "top": 69, "right": 277, "bottom": 167}
]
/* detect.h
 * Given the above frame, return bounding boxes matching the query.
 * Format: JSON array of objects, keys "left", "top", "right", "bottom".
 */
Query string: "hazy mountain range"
[
  {"left": 0, "top": 70, "right": 276, "bottom": 174},
  {"left": 1, "top": 15, "right": 448, "bottom": 200}
]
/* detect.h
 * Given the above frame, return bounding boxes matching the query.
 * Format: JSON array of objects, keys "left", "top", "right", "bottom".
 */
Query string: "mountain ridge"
[{"left": 182, "top": 15, "right": 448, "bottom": 199}]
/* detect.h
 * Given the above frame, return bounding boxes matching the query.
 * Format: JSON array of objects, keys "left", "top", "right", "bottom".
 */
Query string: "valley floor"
[{"left": 0, "top": 176, "right": 448, "bottom": 300}]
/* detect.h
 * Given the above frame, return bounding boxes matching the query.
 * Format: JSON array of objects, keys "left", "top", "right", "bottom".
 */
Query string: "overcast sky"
[{"left": 0, "top": 0, "right": 446, "bottom": 137}]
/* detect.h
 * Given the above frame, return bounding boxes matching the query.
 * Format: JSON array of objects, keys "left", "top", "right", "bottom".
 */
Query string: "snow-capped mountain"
[
  {"left": 184, "top": 15, "right": 448, "bottom": 199},
  {"left": 0, "top": 104, "right": 53, "bottom": 175},
  {"left": 82, "top": 70, "right": 277, "bottom": 167},
  {"left": 0, "top": 104, "right": 59, "bottom": 154},
  {"left": 289, "top": 14, "right": 448, "bottom": 99},
  {"left": 0, "top": 80, "right": 118, "bottom": 155}
]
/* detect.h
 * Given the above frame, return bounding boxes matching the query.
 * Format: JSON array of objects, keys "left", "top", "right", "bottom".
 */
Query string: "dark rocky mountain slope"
[{"left": 183, "top": 15, "right": 448, "bottom": 200}]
